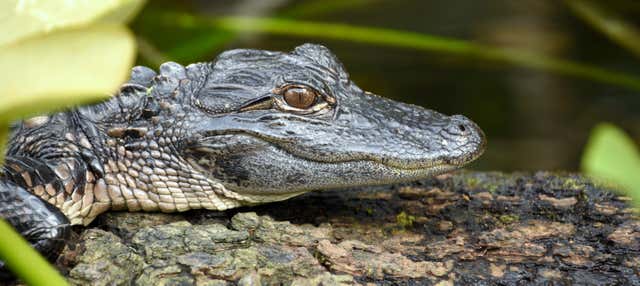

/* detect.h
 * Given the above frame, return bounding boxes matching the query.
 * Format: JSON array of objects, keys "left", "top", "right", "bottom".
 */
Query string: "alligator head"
[
  {"left": 179, "top": 44, "right": 484, "bottom": 194},
  {"left": 77, "top": 43, "right": 484, "bottom": 212}
]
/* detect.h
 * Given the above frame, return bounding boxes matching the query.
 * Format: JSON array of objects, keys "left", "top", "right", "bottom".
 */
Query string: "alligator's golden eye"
[{"left": 283, "top": 86, "right": 317, "bottom": 109}]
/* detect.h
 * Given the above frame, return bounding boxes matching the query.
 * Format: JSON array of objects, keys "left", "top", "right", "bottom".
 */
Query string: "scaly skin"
[{"left": 0, "top": 44, "right": 485, "bottom": 279}]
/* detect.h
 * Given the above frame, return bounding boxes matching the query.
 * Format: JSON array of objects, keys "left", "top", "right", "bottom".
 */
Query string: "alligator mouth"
[
  {"left": 191, "top": 129, "right": 486, "bottom": 173},
  {"left": 184, "top": 131, "right": 486, "bottom": 197},
  {"left": 280, "top": 127, "right": 487, "bottom": 172},
  {"left": 194, "top": 108, "right": 487, "bottom": 174}
]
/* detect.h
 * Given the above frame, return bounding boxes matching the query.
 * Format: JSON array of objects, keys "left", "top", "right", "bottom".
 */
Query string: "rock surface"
[{"left": 53, "top": 172, "right": 639, "bottom": 285}]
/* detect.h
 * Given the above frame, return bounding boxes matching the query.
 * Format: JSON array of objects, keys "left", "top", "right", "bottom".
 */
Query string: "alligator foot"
[{"left": 0, "top": 179, "right": 71, "bottom": 281}]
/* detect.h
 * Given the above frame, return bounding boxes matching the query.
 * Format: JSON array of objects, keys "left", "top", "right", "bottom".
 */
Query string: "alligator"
[{"left": 0, "top": 44, "right": 485, "bottom": 279}]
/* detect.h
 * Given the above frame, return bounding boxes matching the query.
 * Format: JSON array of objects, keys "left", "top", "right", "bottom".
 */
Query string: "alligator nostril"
[{"left": 446, "top": 115, "right": 475, "bottom": 136}]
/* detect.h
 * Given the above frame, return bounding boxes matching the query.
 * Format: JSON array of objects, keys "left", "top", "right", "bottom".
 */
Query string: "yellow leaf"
[
  {"left": 0, "top": 25, "right": 136, "bottom": 121},
  {"left": 0, "top": 0, "right": 145, "bottom": 46}
]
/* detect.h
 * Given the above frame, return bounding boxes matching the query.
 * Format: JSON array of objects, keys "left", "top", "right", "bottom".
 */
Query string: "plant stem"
[
  {"left": 157, "top": 13, "right": 640, "bottom": 92},
  {"left": 0, "top": 219, "right": 68, "bottom": 286},
  {"left": 565, "top": 0, "right": 640, "bottom": 60}
]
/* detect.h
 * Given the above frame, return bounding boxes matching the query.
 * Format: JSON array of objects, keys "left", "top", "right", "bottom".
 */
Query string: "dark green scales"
[{"left": 0, "top": 44, "right": 485, "bottom": 278}]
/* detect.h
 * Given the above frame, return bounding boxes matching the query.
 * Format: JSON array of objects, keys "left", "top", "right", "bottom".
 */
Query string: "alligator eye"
[{"left": 283, "top": 86, "right": 317, "bottom": 109}]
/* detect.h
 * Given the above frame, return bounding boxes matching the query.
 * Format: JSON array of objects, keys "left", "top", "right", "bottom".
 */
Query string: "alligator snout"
[
  {"left": 447, "top": 115, "right": 474, "bottom": 136},
  {"left": 446, "top": 115, "right": 485, "bottom": 143},
  {"left": 432, "top": 114, "right": 486, "bottom": 166}
]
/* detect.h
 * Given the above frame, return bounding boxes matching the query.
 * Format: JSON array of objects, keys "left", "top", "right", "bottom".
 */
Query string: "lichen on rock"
[{"left": 61, "top": 172, "right": 640, "bottom": 285}]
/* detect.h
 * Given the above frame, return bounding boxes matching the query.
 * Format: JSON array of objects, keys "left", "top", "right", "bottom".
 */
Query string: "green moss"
[
  {"left": 464, "top": 176, "right": 480, "bottom": 189},
  {"left": 463, "top": 174, "right": 501, "bottom": 193},
  {"left": 578, "top": 190, "right": 590, "bottom": 203},
  {"left": 396, "top": 211, "right": 416, "bottom": 228},
  {"left": 486, "top": 184, "right": 499, "bottom": 193},
  {"left": 365, "top": 208, "right": 374, "bottom": 216},
  {"left": 562, "top": 178, "right": 587, "bottom": 191},
  {"left": 498, "top": 214, "right": 520, "bottom": 224}
]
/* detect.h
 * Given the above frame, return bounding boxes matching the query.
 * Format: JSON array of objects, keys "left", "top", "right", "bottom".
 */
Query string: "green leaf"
[
  {"left": 0, "top": 0, "right": 145, "bottom": 46},
  {"left": 581, "top": 123, "right": 640, "bottom": 205},
  {"left": 0, "top": 25, "right": 136, "bottom": 122}
]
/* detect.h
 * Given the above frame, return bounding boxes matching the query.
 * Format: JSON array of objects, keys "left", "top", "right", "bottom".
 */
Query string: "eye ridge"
[{"left": 282, "top": 86, "right": 318, "bottom": 109}]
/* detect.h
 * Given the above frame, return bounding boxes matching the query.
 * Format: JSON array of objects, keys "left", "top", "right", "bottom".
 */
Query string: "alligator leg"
[{"left": 0, "top": 179, "right": 70, "bottom": 280}]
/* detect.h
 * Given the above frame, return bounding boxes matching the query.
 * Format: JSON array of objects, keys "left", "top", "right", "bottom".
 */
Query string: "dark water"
[{"left": 132, "top": 0, "right": 640, "bottom": 172}]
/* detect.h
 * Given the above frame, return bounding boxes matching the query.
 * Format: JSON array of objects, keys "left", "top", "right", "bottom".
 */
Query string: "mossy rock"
[{"left": 56, "top": 172, "right": 639, "bottom": 285}]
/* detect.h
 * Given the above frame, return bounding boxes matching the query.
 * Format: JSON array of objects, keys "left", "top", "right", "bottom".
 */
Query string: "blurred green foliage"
[
  {"left": 565, "top": 0, "right": 640, "bottom": 59},
  {"left": 132, "top": 2, "right": 640, "bottom": 92},
  {"left": 582, "top": 123, "right": 640, "bottom": 207},
  {"left": 133, "top": 0, "right": 380, "bottom": 65},
  {"left": 567, "top": 0, "right": 640, "bottom": 206}
]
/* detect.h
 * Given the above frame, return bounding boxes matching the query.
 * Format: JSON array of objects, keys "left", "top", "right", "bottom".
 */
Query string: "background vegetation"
[{"left": 1, "top": 0, "right": 640, "bottom": 284}]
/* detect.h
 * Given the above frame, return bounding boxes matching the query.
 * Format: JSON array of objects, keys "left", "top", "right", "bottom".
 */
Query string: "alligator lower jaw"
[
  {"left": 372, "top": 151, "right": 484, "bottom": 172},
  {"left": 393, "top": 163, "right": 456, "bottom": 173},
  {"left": 232, "top": 190, "right": 309, "bottom": 204}
]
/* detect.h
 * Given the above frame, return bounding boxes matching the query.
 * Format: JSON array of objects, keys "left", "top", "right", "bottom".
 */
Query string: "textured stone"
[
  {"left": 68, "top": 229, "right": 145, "bottom": 286},
  {"left": 60, "top": 172, "right": 640, "bottom": 285}
]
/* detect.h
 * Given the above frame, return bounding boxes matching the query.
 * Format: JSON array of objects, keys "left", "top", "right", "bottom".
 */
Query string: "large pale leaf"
[
  {"left": 581, "top": 123, "right": 640, "bottom": 205},
  {"left": 0, "top": 0, "right": 145, "bottom": 46},
  {"left": 0, "top": 2, "right": 142, "bottom": 284},
  {"left": 0, "top": 25, "right": 135, "bottom": 122}
]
